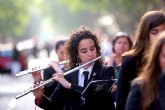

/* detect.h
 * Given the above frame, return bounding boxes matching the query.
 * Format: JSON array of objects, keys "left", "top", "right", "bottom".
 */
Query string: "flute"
[
  {"left": 15, "top": 56, "right": 101, "bottom": 99},
  {"left": 16, "top": 60, "right": 68, "bottom": 77}
]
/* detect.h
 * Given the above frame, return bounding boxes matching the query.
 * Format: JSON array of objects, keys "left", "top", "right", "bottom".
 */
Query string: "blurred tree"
[
  {"left": 1, "top": 0, "right": 164, "bottom": 41},
  {"left": 56, "top": 0, "right": 165, "bottom": 35},
  {"left": 0, "top": 0, "right": 34, "bottom": 41},
  {"left": 38, "top": 0, "right": 100, "bottom": 36}
]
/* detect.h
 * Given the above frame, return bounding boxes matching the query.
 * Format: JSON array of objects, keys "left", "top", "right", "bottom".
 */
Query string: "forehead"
[
  {"left": 116, "top": 37, "right": 129, "bottom": 42},
  {"left": 151, "top": 23, "right": 165, "bottom": 30},
  {"left": 56, "top": 45, "right": 64, "bottom": 51},
  {"left": 78, "top": 38, "right": 95, "bottom": 48}
]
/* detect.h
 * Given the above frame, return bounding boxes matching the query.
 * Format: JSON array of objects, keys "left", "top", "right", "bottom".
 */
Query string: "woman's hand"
[
  {"left": 52, "top": 73, "right": 71, "bottom": 89},
  {"left": 32, "top": 81, "right": 44, "bottom": 98},
  {"left": 50, "top": 61, "right": 63, "bottom": 73},
  {"left": 31, "top": 66, "right": 42, "bottom": 82},
  {"left": 107, "top": 52, "right": 116, "bottom": 66},
  {"left": 111, "top": 85, "right": 117, "bottom": 93}
]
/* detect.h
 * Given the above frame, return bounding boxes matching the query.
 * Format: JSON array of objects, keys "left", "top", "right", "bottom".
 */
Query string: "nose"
[{"left": 87, "top": 50, "right": 93, "bottom": 56}]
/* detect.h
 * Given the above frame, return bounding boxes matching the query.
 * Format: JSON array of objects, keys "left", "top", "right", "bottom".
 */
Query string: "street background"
[
  {"left": 0, "top": 74, "right": 43, "bottom": 110},
  {"left": 0, "top": 0, "right": 164, "bottom": 110}
]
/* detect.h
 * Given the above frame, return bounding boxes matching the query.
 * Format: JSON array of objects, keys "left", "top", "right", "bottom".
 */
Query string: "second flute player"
[{"left": 32, "top": 26, "right": 115, "bottom": 110}]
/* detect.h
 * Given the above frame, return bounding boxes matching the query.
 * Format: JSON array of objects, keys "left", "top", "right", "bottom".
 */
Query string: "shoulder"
[
  {"left": 126, "top": 80, "right": 143, "bottom": 104},
  {"left": 101, "top": 65, "right": 115, "bottom": 78},
  {"left": 130, "top": 80, "right": 143, "bottom": 92},
  {"left": 122, "top": 55, "right": 138, "bottom": 63},
  {"left": 103, "top": 65, "right": 115, "bottom": 73},
  {"left": 127, "top": 80, "right": 144, "bottom": 100},
  {"left": 95, "top": 61, "right": 114, "bottom": 72},
  {"left": 121, "top": 55, "right": 140, "bottom": 69},
  {"left": 125, "top": 80, "right": 143, "bottom": 110}
]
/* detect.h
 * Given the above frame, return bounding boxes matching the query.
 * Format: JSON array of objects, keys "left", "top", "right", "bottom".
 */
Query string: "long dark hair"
[
  {"left": 65, "top": 26, "right": 103, "bottom": 69},
  {"left": 124, "top": 10, "right": 165, "bottom": 70},
  {"left": 133, "top": 32, "right": 165, "bottom": 110}
]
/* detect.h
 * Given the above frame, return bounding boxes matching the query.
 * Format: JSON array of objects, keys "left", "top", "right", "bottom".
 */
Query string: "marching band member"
[{"left": 32, "top": 26, "right": 115, "bottom": 110}]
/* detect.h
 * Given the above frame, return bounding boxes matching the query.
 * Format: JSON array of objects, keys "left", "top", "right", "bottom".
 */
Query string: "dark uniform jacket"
[
  {"left": 116, "top": 56, "right": 140, "bottom": 110},
  {"left": 43, "top": 67, "right": 57, "bottom": 97},
  {"left": 35, "top": 62, "right": 115, "bottom": 110},
  {"left": 125, "top": 82, "right": 164, "bottom": 110}
]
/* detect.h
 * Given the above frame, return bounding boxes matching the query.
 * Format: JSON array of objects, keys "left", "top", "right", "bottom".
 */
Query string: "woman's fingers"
[
  {"left": 50, "top": 61, "right": 63, "bottom": 73},
  {"left": 32, "top": 81, "right": 44, "bottom": 98},
  {"left": 31, "top": 66, "right": 42, "bottom": 82},
  {"left": 53, "top": 73, "right": 63, "bottom": 78}
]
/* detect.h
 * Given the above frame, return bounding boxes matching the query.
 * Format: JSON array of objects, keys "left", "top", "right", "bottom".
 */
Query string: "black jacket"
[
  {"left": 36, "top": 62, "right": 115, "bottom": 110},
  {"left": 116, "top": 56, "right": 140, "bottom": 110},
  {"left": 43, "top": 67, "right": 58, "bottom": 97},
  {"left": 125, "top": 82, "right": 163, "bottom": 110},
  {"left": 43, "top": 67, "right": 56, "bottom": 80}
]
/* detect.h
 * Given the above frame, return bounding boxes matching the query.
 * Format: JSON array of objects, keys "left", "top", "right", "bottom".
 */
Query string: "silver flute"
[
  {"left": 16, "top": 60, "right": 68, "bottom": 77},
  {"left": 15, "top": 56, "right": 101, "bottom": 99}
]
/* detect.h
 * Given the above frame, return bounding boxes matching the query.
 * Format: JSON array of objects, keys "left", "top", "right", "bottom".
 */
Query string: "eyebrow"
[
  {"left": 151, "top": 28, "right": 158, "bottom": 31},
  {"left": 79, "top": 45, "right": 95, "bottom": 51},
  {"left": 80, "top": 48, "right": 86, "bottom": 52}
]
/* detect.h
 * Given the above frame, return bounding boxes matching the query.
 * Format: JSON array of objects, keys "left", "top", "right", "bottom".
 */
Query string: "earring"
[{"left": 76, "top": 58, "right": 80, "bottom": 66}]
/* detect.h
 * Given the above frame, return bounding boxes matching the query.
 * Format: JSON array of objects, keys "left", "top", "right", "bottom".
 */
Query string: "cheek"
[
  {"left": 78, "top": 52, "right": 82, "bottom": 58},
  {"left": 93, "top": 49, "right": 97, "bottom": 56},
  {"left": 123, "top": 44, "right": 130, "bottom": 51},
  {"left": 60, "top": 54, "right": 65, "bottom": 58},
  {"left": 159, "top": 56, "right": 165, "bottom": 71},
  {"left": 114, "top": 43, "right": 120, "bottom": 51},
  {"left": 150, "top": 34, "right": 158, "bottom": 44},
  {"left": 114, "top": 43, "right": 129, "bottom": 54},
  {"left": 78, "top": 52, "right": 85, "bottom": 60}
]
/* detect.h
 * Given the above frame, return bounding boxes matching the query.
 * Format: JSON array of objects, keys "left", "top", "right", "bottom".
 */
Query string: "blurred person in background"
[
  {"left": 107, "top": 32, "right": 132, "bottom": 79},
  {"left": 31, "top": 43, "right": 38, "bottom": 58},
  {"left": 19, "top": 50, "right": 28, "bottom": 71},
  {"left": 107, "top": 32, "right": 132, "bottom": 103},
  {"left": 45, "top": 42, "right": 52, "bottom": 57},
  {"left": 55, "top": 40, "right": 66, "bottom": 63},
  {"left": 116, "top": 10, "right": 165, "bottom": 110},
  {"left": 11, "top": 44, "right": 21, "bottom": 76},
  {"left": 31, "top": 39, "right": 66, "bottom": 106},
  {"left": 44, "top": 40, "right": 66, "bottom": 80}
]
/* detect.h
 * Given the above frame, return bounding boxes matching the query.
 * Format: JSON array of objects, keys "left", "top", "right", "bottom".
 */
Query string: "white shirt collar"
[
  {"left": 79, "top": 63, "right": 94, "bottom": 76},
  {"left": 78, "top": 63, "right": 95, "bottom": 87}
]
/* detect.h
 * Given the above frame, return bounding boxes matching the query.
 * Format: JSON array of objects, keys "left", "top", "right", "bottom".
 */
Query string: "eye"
[
  {"left": 150, "top": 29, "right": 158, "bottom": 35},
  {"left": 90, "top": 46, "right": 95, "bottom": 51},
  {"left": 81, "top": 49, "right": 87, "bottom": 53}
]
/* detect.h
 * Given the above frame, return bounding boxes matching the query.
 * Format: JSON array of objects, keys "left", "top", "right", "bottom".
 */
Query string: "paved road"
[
  {"left": 0, "top": 58, "right": 55, "bottom": 110},
  {"left": 0, "top": 74, "right": 43, "bottom": 110}
]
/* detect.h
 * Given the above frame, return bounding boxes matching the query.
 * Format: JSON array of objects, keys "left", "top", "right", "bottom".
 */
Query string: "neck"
[
  {"left": 83, "top": 63, "right": 93, "bottom": 70},
  {"left": 83, "top": 65, "right": 89, "bottom": 70},
  {"left": 116, "top": 54, "right": 122, "bottom": 65}
]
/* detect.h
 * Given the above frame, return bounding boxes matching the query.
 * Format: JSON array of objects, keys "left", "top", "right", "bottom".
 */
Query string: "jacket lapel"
[
  {"left": 71, "top": 70, "right": 79, "bottom": 85},
  {"left": 89, "top": 62, "right": 101, "bottom": 81}
]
